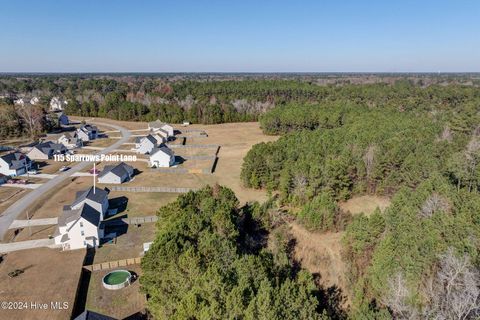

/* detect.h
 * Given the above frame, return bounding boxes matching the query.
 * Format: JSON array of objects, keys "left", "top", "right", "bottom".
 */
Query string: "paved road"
[
  {"left": 1, "top": 184, "right": 42, "bottom": 190},
  {"left": 0, "top": 121, "right": 131, "bottom": 240}
]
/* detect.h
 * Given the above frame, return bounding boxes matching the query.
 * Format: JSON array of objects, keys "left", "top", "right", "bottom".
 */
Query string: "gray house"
[
  {"left": 97, "top": 162, "right": 134, "bottom": 184},
  {"left": 27, "top": 141, "right": 68, "bottom": 160}
]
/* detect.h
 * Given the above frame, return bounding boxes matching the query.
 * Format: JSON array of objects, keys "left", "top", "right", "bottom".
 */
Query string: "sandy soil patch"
[
  {"left": 339, "top": 195, "right": 390, "bottom": 216},
  {"left": 0, "top": 248, "right": 85, "bottom": 320}
]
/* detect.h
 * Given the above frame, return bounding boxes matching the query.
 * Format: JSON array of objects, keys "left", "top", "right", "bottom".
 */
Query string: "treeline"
[
  {"left": 0, "top": 103, "right": 57, "bottom": 140},
  {"left": 2, "top": 76, "right": 479, "bottom": 125},
  {"left": 141, "top": 186, "right": 330, "bottom": 319},
  {"left": 241, "top": 91, "right": 480, "bottom": 317}
]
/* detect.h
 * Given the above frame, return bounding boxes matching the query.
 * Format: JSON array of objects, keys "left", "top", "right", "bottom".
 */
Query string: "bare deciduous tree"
[
  {"left": 419, "top": 193, "right": 450, "bottom": 218},
  {"left": 16, "top": 104, "right": 45, "bottom": 138},
  {"left": 363, "top": 144, "right": 376, "bottom": 178},
  {"left": 382, "top": 273, "right": 419, "bottom": 319},
  {"left": 423, "top": 248, "right": 480, "bottom": 320}
]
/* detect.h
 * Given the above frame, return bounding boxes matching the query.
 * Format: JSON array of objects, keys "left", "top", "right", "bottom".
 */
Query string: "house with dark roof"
[
  {"left": 69, "top": 187, "right": 110, "bottom": 220},
  {"left": 27, "top": 141, "right": 68, "bottom": 160},
  {"left": 97, "top": 162, "right": 134, "bottom": 184},
  {"left": 53, "top": 203, "right": 104, "bottom": 250},
  {"left": 74, "top": 310, "right": 116, "bottom": 320},
  {"left": 53, "top": 186, "right": 111, "bottom": 250},
  {"left": 149, "top": 146, "right": 175, "bottom": 168},
  {"left": 148, "top": 120, "right": 174, "bottom": 138},
  {"left": 58, "top": 132, "right": 83, "bottom": 149},
  {"left": 134, "top": 134, "right": 161, "bottom": 154},
  {"left": 0, "top": 152, "right": 33, "bottom": 176},
  {"left": 76, "top": 124, "right": 98, "bottom": 142}
]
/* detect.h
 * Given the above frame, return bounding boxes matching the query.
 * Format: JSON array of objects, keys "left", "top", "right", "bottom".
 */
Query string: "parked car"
[
  {"left": 59, "top": 166, "right": 70, "bottom": 172},
  {"left": 89, "top": 168, "right": 100, "bottom": 175},
  {"left": 27, "top": 170, "right": 38, "bottom": 175}
]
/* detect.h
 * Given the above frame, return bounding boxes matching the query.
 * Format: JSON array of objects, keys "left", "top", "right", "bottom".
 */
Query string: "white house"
[
  {"left": 97, "top": 162, "right": 134, "bottom": 184},
  {"left": 50, "top": 97, "right": 68, "bottom": 111},
  {"left": 53, "top": 203, "right": 104, "bottom": 250},
  {"left": 70, "top": 186, "right": 110, "bottom": 220},
  {"left": 54, "top": 186, "right": 111, "bottom": 250},
  {"left": 76, "top": 124, "right": 98, "bottom": 142},
  {"left": 148, "top": 120, "right": 174, "bottom": 138},
  {"left": 27, "top": 141, "right": 68, "bottom": 160},
  {"left": 58, "top": 133, "right": 82, "bottom": 149},
  {"left": 14, "top": 98, "right": 25, "bottom": 106},
  {"left": 149, "top": 146, "right": 175, "bottom": 168},
  {"left": 30, "top": 97, "right": 40, "bottom": 105},
  {"left": 0, "top": 152, "right": 33, "bottom": 176},
  {"left": 134, "top": 134, "right": 158, "bottom": 154}
]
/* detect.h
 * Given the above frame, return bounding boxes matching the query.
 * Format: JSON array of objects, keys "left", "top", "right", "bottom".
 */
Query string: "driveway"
[
  {"left": 0, "top": 238, "right": 58, "bottom": 253},
  {"left": 0, "top": 121, "right": 131, "bottom": 240}
]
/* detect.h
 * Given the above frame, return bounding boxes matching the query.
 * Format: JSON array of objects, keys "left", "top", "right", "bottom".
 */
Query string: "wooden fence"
[
  {"left": 110, "top": 186, "right": 196, "bottom": 193},
  {"left": 84, "top": 257, "right": 142, "bottom": 272}
]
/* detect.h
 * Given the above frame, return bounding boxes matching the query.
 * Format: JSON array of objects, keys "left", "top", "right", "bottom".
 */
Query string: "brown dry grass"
[
  {"left": 0, "top": 188, "right": 30, "bottom": 215},
  {"left": 0, "top": 248, "right": 85, "bottom": 320},
  {"left": 339, "top": 195, "right": 390, "bottom": 216},
  {"left": 85, "top": 265, "right": 145, "bottom": 319},
  {"left": 287, "top": 221, "right": 350, "bottom": 306}
]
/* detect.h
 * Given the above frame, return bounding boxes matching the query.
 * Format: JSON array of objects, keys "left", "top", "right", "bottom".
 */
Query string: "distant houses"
[
  {"left": 98, "top": 162, "right": 134, "bottom": 184},
  {"left": 50, "top": 97, "right": 68, "bottom": 112},
  {"left": 149, "top": 146, "right": 175, "bottom": 168},
  {"left": 58, "top": 112, "right": 69, "bottom": 125},
  {"left": 27, "top": 141, "right": 68, "bottom": 160},
  {"left": 54, "top": 186, "right": 110, "bottom": 250},
  {"left": 76, "top": 124, "right": 98, "bottom": 142},
  {"left": 148, "top": 120, "right": 174, "bottom": 139},
  {"left": 58, "top": 133, "right": 83, "bottom": 149},
  {"left": 0, "top": 152, "right": 33, "bottom": 176}
]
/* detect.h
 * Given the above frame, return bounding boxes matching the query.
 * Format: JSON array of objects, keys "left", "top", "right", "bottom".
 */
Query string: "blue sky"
[{"left": 0, "top": 0, "right": 478, "bottom": 72}]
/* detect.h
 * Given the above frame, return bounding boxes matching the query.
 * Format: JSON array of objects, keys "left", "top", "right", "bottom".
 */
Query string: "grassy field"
[
  {"left": 0, "top": 188, "right": 30, "bottom": 217},
  {"left": 0, "top": 248, "right": 85, "bottom": 320},
  {"left": 339, "top": 195, "right": 391, "bottom": 216}
]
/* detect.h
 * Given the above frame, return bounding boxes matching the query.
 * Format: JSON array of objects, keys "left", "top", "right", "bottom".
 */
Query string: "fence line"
[
  {"left": 110, "top": 186, "right": 197, "bottom": 193},
  {"left": 84, "top": 257, "right": 142, "bottom": 272}
]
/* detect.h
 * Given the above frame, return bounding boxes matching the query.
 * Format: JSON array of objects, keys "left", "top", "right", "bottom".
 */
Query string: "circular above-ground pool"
[{"left": 102, "top": 270, "right": 132, "bottom": 290}]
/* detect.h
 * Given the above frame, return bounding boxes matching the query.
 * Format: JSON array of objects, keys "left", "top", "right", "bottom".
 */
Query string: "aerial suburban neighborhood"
[{"left": 1, "top": 1, "right": 480, "bottom": 320}]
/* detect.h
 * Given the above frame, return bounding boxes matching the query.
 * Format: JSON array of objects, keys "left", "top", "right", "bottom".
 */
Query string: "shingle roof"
[
  {"left": 151, "top": 146, "right": 174, "bottom": 157},
  {"left": 98, "top": 162, "right": 133, "bottom": 179},
  {"left": 0, "top": 152, "right": 30, "bottom": 169},
  {"left": 74, "top": 310, "right": 117, "bottom": 320},
  {"left": 58, "top": 203, "right": 102, "bottom": 229},
  {"left": 72, "top": 187, "right": 109, "bottom": 207}
]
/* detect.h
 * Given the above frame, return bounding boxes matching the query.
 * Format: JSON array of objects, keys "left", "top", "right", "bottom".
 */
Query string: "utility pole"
[{"left": 26, "top": 210, "right": 32, "bottom": 237}]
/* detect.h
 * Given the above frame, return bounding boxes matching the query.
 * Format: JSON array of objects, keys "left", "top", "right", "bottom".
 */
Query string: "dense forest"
[
  {"left": 1, "top": 75, "right": 478, "bottom": 126},
  {"left": 241, "top": 83, "right": 480, "bottom": 318},
  {"left": 141, "top": 185, "right": 330, "bottom": 319}
]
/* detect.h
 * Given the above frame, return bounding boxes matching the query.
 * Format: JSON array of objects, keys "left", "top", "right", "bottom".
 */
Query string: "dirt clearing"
[{"left": 339, "top": 195, "right": 390, "bottom": 216}]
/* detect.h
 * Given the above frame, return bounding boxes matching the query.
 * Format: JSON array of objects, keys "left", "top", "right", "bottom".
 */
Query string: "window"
[
  {"left": 83, "top": 241, "right": 86, "bottom": 246},
  {"left": 81, "top": 231, "right": 85, "bottom": 236},
  {"left": 80, "top": 222, "right": 83, "bottom": 227}
]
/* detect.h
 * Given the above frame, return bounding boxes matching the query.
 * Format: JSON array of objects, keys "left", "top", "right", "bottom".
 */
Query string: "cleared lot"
[{"left": 0, "top": 248, "right": 85, "bottom": 320}]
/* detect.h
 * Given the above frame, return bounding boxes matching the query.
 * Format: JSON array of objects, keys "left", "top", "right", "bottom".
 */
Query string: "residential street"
[{"left": 0, "top": 121, "right": 131, "bottom": 240}]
